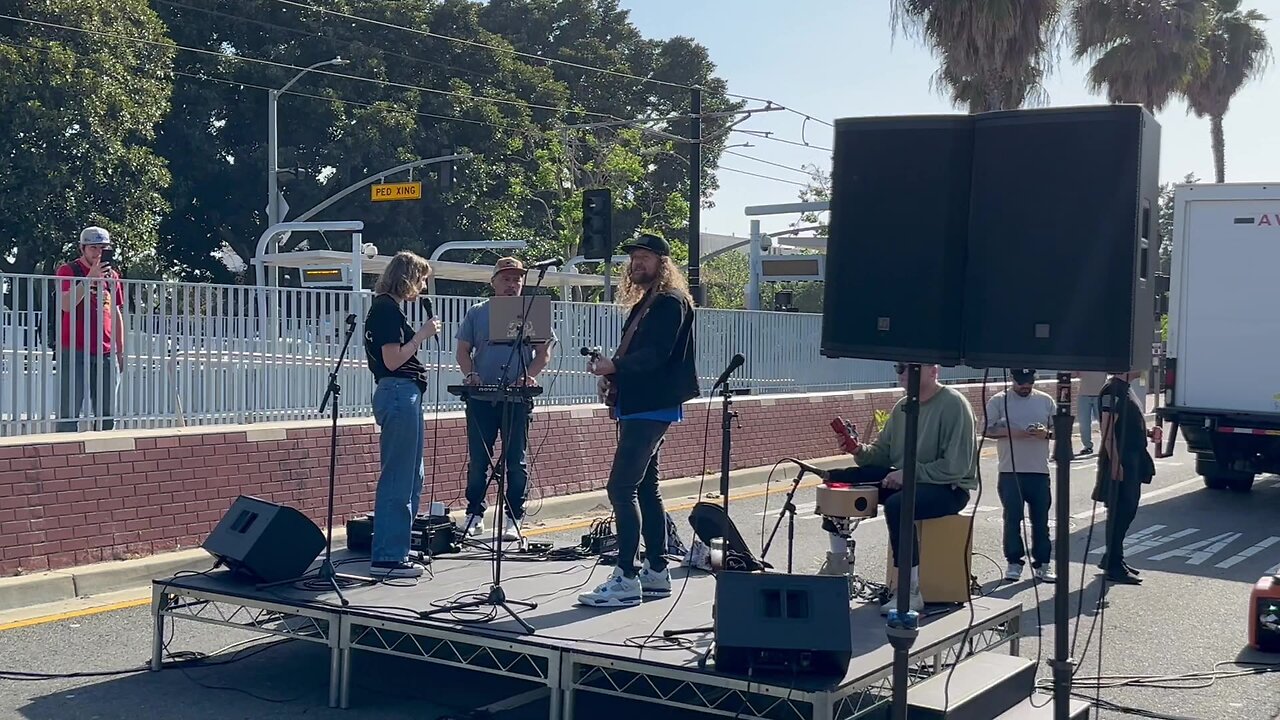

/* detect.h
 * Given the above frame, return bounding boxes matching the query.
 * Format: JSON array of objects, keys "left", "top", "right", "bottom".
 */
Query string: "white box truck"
[{"left": 1157, "top": 182, "right": 1280, "bottom": 492}]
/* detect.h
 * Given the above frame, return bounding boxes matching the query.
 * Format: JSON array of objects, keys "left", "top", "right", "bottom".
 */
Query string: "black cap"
[
  {"left": 620, "top": 232, "right": 670, "bottom": 257},
  {"left": 1011, "top": 369, "right": 1037, "bottom": 384}
]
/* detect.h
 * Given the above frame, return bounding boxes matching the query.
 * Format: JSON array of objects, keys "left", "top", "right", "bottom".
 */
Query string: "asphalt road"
[{"left": 2, "top": 440, "right": 1279, "bottom": 720}]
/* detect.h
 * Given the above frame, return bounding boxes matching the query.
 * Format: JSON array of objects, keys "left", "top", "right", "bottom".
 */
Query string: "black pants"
[
  {"left": 607, "top": 420, "right": 671, "bottom": 577},
  {"left": 825, "top": 466, "right": 970, "bottom": 568},
  {"left": 463, "top": 399, "right": 530, "bottom": 520},
  {"left": 997, "top": 472, "right": 1052, "bottom": 567},
  {"left": 1103, "top": 479, "right": 1142, "bottom": 572}
]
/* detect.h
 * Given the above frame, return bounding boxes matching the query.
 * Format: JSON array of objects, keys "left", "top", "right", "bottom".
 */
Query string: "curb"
[{"left": 0, "top": 457, "right": 851, "bottom": 615}]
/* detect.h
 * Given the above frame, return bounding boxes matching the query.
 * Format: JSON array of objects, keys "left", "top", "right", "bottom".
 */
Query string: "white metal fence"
[{"left": 0, "top": 272, "right": 986, "bottom": 436}]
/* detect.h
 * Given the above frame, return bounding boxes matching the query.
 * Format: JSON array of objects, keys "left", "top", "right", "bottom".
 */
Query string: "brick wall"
[{"left": 0, "top": 380, "right": 1073, "bottom": 577}]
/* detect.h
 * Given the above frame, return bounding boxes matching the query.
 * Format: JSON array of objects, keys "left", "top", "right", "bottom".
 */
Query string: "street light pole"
[{"left": 266, "top": 57, "right": 347, "bottom": 283}]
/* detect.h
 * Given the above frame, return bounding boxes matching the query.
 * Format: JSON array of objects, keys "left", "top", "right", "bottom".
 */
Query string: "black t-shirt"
[{"left": 363, "top": 294, "right": 428, "bottom": 388}]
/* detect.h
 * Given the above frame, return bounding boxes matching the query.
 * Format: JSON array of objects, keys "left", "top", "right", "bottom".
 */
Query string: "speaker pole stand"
[
  {"left": 1050, "top": 372, "right": 1077, "bottom": 720},
  {"left": 887, "top": 363, "right": 922, "bottom": 720},
  {"left": 259, "top": 314, "right": 375, "bottom": 605}
]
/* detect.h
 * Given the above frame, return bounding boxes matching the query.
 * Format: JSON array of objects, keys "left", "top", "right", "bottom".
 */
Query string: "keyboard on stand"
[{"left": 447, "top": 385, "right": 544, "bottom": 403}]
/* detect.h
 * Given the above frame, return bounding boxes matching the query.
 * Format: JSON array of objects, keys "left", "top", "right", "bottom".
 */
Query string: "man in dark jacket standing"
[
  {"left": 579, "top": 232, "right": 698, "bottom": 608},
  {"left": 1094, "top": 370, "right": 1156, "bottom": 585}
]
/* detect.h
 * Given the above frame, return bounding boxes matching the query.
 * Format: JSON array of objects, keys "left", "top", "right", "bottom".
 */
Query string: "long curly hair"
[
  {"left": 616, "top": 255, "right": 692, "bottom": 308},
  {"left": 373, "top": 251, "right": 431, "bottom": 300}
]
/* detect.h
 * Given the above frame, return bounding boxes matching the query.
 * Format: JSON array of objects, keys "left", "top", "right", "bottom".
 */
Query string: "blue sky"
[{"left": 620, "top": 0, "right": 1280, "bottom": 238}]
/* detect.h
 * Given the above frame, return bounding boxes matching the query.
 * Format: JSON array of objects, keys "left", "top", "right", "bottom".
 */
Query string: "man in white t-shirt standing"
[{"left": 985, "top": 369, "right": 1057, "bottom": 583}]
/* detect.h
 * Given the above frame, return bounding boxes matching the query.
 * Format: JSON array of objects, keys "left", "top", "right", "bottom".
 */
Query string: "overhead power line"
[
  {"left": 723, "top": 91, "right": 834, "bottom": 128},
  {"left": 731, "top": 129, "right": 832, "bottom": 153},
  {"left": 719, "top": 166, "right": 810, "bottom": 188},
  {"left": 0, "top": 39, "right": 525, "bottom": 131},
  {"left": 722, "top": 149, "right": 814, "bottom": 176},
  {"left": 0, "top": 12, "right": 619, "bottom": 120},
  {"left": 272, "top": 0, "right": 692, "bottom": 90}
]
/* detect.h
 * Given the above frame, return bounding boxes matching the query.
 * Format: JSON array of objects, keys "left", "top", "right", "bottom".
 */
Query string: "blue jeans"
[
  {"left": 464, "top": 399, "right": 530, "bottom": 520},
  {"left": 997, "top": 472, "right": 1052, "bottom": 567},
  {"left": 371, "top": 378, "right": 425, "bottom": 564},
  {"left": 1078, "top": 395, "right": 1100, "bottom": 450}
]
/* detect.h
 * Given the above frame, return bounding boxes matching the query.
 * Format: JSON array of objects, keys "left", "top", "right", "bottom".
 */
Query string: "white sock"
[{"left": 828, "top": 533, "right": 845, "bottom": 554}]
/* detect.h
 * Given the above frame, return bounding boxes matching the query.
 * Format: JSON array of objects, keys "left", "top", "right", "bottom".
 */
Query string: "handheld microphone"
[
  {"left": 345, "top": 313, "right": 356, "bottom": 326},
  {"left": 420, "top": 296, "right": 435, "bottom": 319},
  {"left": 529, "top": 257, "right": 564, "bottom": 270},
  {"left": 783, "top": 458, "right": 828, "bottom": 480},
  {"left": 711, "top": 353, "right": 746, "bottom": 390},
  {"left": 579, "top": 345, "right": 603, "bottom": 360}
]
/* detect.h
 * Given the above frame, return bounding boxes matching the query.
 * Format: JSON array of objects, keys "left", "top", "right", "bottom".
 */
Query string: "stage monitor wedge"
[
  {"left": 822, "top": 114, "right": 973, "bottom": 366},
  {"left": 202, "top": 495, "right": 325, "bottom": 584},
  {"left": 963, "top": 104, "right": 1160, "bottom": 372}
]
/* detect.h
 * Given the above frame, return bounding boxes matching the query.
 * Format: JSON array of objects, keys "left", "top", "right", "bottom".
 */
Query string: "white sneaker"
[
  {"left": 880, "top": 586, "right": 924, "bottom": 616},
  {"left": 1034, "top": 565, "right": 1057, "bottom": 582},
  {"left": 370, "top": 560, "right": 424, "bottom": 579},
  {"left": 1005, "top": 562, "right": 1025, "bottom": 582},
  {"left": 637, "top": 560, "right": 671, "bottom": 598},
  {"left": 501, "top": 514, "right": 522, "bottom": 542},
  {"left": 578, "top": 567, "right": 642, "bottom": 608},
  {"left": 459, "top": 514, "right": 485, "bottom": 537}
]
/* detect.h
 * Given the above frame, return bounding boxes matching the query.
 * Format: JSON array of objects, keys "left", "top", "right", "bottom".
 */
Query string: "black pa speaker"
[
  {"left": 202, "top": 495, "right": 325, "bottom": 583},
  {"left": 822, "top": 115, "right": 974, "bottom": 365},
  {"left": 963, "top": 105, "right": 1160, "bottom": 372},
  {"left": 713, "top": 571, "right": 853, "bottom": 680}
]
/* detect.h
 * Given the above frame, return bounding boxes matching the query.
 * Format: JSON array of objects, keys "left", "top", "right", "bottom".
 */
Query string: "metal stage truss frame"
[
  {"left": 150, "top": 581, "right": 344, "bottom": 707},
  {"left": 563, "top": 608, "right": 1021, "bottom": 720},
  {"left": 151, "top": 577, "right": 1021, "bottom": 720}
]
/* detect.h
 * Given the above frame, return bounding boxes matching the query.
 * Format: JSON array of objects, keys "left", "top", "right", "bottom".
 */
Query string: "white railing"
[{"left": 0, "top": 272, "right": 986, "bottom": 436}]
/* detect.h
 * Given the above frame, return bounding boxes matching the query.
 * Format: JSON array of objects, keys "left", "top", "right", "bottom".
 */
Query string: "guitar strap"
[{"left": 613, "top": 290, "right": 659, "bottom": 361}]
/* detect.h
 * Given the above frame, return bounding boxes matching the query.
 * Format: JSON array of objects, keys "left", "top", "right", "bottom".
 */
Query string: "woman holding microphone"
[{"left": 363, "top": 251, "right": 441, "bottom": 578}]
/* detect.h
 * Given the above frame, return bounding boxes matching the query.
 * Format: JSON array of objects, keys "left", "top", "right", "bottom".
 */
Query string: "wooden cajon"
[{"left": 885, "top": 514, "right": 973, "bottom": 603}]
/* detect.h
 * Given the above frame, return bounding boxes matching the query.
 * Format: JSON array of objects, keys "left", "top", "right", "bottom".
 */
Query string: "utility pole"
[
  {"left": 266, "top": 57, "right": 347, "bottom": 284},
  {"left": 688, "top": 86, "right": 703, "bottom": 305}
]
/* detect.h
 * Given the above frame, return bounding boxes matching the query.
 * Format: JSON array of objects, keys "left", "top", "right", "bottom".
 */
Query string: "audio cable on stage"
[{"left": 941, "top": 368, "right": 990, "bottom": 713}]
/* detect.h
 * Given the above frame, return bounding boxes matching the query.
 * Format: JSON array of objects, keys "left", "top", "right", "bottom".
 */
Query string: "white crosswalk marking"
[
  {"left": 1149, "top": 531, "right": 1242, "bottom": 565},
  {"left": 1215, "top": 536, "right": 1280, "bottom": 569}
]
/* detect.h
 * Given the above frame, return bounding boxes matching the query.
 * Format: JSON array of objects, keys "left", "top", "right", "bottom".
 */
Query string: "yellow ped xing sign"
[{"left": 371, "top": 181, "right": 423, "bottom": 202}]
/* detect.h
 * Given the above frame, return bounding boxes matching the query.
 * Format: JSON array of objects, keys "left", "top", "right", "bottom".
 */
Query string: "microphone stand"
[
  {"left": 662, "top": 360, "right": 744, "bottom": 646},
  {"left": 260, "top": 314, "right": 374, "bottom": 604},
  {"left": 760, "top": 465, "right": 808, "bottom": 573},
  {"left": 421, "top": 267, "right": 551, "bottom": 634},
  {"left": 887, "top": 363, "right": 922, "bottom": 720}
]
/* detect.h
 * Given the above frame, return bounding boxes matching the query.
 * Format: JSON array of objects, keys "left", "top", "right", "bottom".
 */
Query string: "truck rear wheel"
[{"left": 1196, "top": 456, "right": 1255, "bottom": 492}]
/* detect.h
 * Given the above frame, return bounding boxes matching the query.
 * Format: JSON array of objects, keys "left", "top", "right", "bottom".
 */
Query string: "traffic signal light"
[
  {"left": 1155, "top": 272, "right": 1170, "bottom": 316},
  {"left": 581, "top": 188, "right": 612, "bottom": 261},
  {"left": 438, "top": 147, "right": 457, "bottom": 191}
]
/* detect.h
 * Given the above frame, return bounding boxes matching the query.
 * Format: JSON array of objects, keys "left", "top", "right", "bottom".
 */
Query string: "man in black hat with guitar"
[{"left": 579, "top": 232, "right": 699, "bottom": 608}]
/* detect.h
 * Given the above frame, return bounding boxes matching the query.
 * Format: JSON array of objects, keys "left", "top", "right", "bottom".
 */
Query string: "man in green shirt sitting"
[{"left": 826, "top": 363, "right": 979, "bottom": 614}]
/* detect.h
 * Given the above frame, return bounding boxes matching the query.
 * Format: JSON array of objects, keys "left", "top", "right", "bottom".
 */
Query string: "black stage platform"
[{"left": 151, "top": 550, "right": 1023, "bottom": 720}]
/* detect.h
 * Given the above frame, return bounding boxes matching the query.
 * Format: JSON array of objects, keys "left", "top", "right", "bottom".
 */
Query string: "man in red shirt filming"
[{"left": 55, "top": 227, "right": 126, "bottom": 431}]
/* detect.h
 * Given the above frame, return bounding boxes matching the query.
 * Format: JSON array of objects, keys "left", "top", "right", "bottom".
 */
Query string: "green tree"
[
  {"left": 479, "top": 0, "right": 741, "bottom": 262},
  {"left": 1158, "top": 172, "right": 1199, "bottom": 272},
  {"left": 1071, "top": 0, "right": 1210, "bottom": 112},
  {"left": 151, "top": 0, "right": 566, "bottom": 283},
  {"left": 891, "top": 0, "right": 1060, "bottom": 112},
  {"left": 1183, "top": 0, "right": 1271, "bottom": 183},
  {"left": 0, "top": 0, "right": 174, "bottom": 276}
]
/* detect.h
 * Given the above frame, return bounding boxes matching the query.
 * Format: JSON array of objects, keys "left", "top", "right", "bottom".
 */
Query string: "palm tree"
[
  {"left": 1071, "top": 0, "right": 1211, "bottom": 112},
  {"left": 891, "top": 0, "right": 1062, "bottom": 113},
  {"left": 1182, "top": 0, "right": 1272, "bottom": 182}
]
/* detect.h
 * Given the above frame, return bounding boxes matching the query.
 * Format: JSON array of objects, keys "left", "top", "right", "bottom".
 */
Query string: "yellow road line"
[
  {"left": 0, "top": 597, "right": 151, "bottom": 632},
  {"left": 2, "top": 477, "right": 827, "bottom": 631}
]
